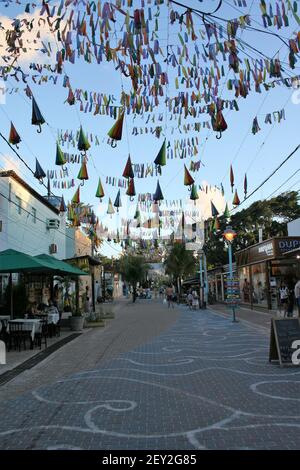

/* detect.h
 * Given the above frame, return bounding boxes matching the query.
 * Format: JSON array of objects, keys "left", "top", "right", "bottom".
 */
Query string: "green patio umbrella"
[
  {"left": 0, "top": 249, "right": 58, "bottom": 319},
  {"left": 34, "top": 254, "right": 88, "bottom": 277}
]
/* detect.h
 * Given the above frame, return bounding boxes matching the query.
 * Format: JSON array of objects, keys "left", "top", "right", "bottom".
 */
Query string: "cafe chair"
[
  {"left": 34, "top": 319, "right": 48, "bottom": 350},
  {"left": 8, "top": 321, "right": 30, "bottom": 352}
]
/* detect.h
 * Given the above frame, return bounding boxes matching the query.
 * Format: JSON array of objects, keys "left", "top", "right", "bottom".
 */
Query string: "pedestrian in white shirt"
[
  {"left": 295, "top": 280, "right": 300, "bottom": 317},
  {"left": 279, "top": 283, "right": 289, "bottom": 317}
]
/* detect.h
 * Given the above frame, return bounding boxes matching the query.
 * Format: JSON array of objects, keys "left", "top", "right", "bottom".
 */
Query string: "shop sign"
[
  {"left": 276, "top": 238, "right": 300, "bottom": 255},
  {"left": 249, "top": 240, "right": 275, "bottom": 263}
]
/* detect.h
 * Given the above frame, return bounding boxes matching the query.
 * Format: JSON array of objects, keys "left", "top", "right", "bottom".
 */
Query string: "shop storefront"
[{"left": 235, "top": 237, "right": 300, "bottom": 311}]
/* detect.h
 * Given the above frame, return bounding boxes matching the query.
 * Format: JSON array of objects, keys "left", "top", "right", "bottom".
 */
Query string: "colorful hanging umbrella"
[
  {"left": 232, "top": 189, "right": 240, "bottom": 206},
  {"left": 77, "top": 160, "right": 89, "bottom": 184},
  {"left": 8, "top": 122, "right": 21, "bottom": 147},
  {"left": 184, "top": 164, "right": 195, "bottom": 187},
  {"left": 66, "top": 87, "right": 75, "bottom": 105},
  {"left": 134, "top": 204, "right": 140, "bottom": 219},
  {"left": 72, "top": 186, "right": 80, "bottom": 205},
  {"left": 56, "top": 142, "right": 66, "bottom": 166},
  {"left": 244, "top": 173, "right": 248, "bottom": 198},
  {"left": 230, "top": 165, "right": 234, "bottom": 192},
  {"left": 211, "top": 201, "right": 219, "bottom": 217},
  {"left": 153, "top": 180, "right": 164, "bottom": 203},
  {"left": 213, "top": 217, "right": 220, "bottom": 232},
  {"left": 107, "top": 111, "right": 124, "bottom": 147},
  {"left": 126, "top": 178, "right": 136, "bottom": 200},
  {"left": 211, "top": 110, "right": 227, "bottom": 139},
  {"left": 68, "top": 204, "right": 75, "bottom": 221},
  {"left": 95, "top": 178, "right": 105, "bottom": 200},
  {"left": 113, "top": 189, "right": 122, "bottom": 212},
  {"left": 190, "top": 184, "right": 199, "bottom": 205},
  {"left": 59, "top": 195, "right": 67, "bottom": 213},
  {"left": 122, "top": 155, "right": 134, "bottom": 179},
  {"left": 34, "top": 158, "right": 46, "bottom": 182},
  {"left": 107, "top": 198, "right": 115, "bottom": 216},
  {"left": 77, "top": 126, "right": 90, "bottom": 153},
  {"left": 31, "top": 96, "right": 45, "bottom": 133},
  {"left": 223, "top": 202, "right": 230, "bottom": 219},
  {"left": 154, "top": 140, "right": 166, "bottom": 171}
]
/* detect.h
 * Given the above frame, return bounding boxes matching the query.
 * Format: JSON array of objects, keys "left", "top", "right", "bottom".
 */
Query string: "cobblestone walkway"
[{"left": 0, "top": 302, "right": 300, "bottom": 450}]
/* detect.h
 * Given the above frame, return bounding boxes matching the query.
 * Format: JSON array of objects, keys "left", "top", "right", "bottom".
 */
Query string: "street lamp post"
[{"left": 223, "top": 226, "right": 238, "bottom": 323}]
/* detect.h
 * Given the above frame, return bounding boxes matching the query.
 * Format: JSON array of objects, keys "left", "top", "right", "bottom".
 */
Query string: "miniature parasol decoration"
[
  {"left": 244, "top": 173, "right": 248, "bottom": 198},
  {"left": 77, "top": 126, "right": 91, "bottom": 155},
  {"left": 223, "top": 203, "right": 230, "bottom": 219},
  {"left": 230, "top": 165, "right": 234, "bottom": 192},
  {"left": 113, "top": 189, "right": 122, "bottom": 212},
  {"left": 34, "top": 158, "right": 46, "bottom": 182},
  {"left": 122, "top": 155, "right": 134, "bottom": 179},
  {"left": 107, "top": 111, "right": 124, "bottom": 147},
  {"left": 77, "top": 159, "right": 89, "bottom": 185},
  {"left": 190, "top": 184, "right": 199, "bottom": 204},
  {"left": 184, "top": 164, "right": 195, "bottom": 188},
  {"left": 211, "top": 201, "right": 219, "bottom": 217},
  {"left": 107, "top": 197, "right": 115, "bottom": 216},
  {"left": 232, "top": 189, "right": 240, "bottom": 206},
  {"left": 59, "top": 195, "right": 67, "bottom": 213},
  {"left": 55, "top": 142, "right": 66, "bottom": 166},
  {"left": 154, "top": 140, "right": 166, "bottom": 174},
  {"left": 153, "top": 180, "right": 164, "bottom": 204},
  {"left": 31, "top": 96, "right": 45, "bottom": 133},
  {"left": 71, "top": 186, "right": 80, "bottom": 205},
  {"left": 126, "top": 178, "right": 136, "bottom": 200},
  {"left": 95, "top": 178, "right": 105, "bottom": 201},
  {"left": 9, "top": 122, "right": 21, "bottom": 148}
]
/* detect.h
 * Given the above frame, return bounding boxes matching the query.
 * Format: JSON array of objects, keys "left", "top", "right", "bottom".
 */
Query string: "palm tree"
[
  {"left": 119, "top": 254, "right": 149, "bottom": 302},
  {"left": 164, "top": 243, "right": 196, "bottom": 295}
]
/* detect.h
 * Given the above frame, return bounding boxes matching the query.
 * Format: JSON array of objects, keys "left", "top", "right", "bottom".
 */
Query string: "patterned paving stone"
[{"left": 0, "top": 301, "right": 300, "bottom": 449}]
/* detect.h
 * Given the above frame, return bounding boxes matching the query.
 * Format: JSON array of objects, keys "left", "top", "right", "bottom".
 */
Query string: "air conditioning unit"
[
  {"left": 47, "top": 219, "right": 60, "bottom": 229},
  {"left": 49, "top": 243, "right": 57, "bottom": 254}
]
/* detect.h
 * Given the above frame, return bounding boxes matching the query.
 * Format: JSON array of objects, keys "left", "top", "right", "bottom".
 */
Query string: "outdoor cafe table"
[{"left": 6, "top": 319, "right": 41, "bottom": 342}]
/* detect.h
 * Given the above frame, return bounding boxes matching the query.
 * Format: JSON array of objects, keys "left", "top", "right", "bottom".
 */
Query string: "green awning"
[
  {"left": 35, "top": 254, "right": 88, "bottom": 276},
  {"left": 0, "top": 249, "right": 58, "bottom": 274}
]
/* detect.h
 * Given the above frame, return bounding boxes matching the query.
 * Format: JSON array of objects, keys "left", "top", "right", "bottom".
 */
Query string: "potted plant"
[{"left": 70, "top": 309, "right": 85, "bottom": 331}]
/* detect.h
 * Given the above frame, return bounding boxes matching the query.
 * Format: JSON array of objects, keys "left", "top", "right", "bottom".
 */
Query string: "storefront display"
[{"left": 235, "top": 237, "right": 300, "bottom": 312}]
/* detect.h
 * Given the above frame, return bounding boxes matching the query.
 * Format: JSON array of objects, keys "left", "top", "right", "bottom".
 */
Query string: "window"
[
  {"left": 15, "top": 196, "right": 22, "bottom": 215},
  {"left": 31, "top": 207, "right": 36, "bottom": 223}
]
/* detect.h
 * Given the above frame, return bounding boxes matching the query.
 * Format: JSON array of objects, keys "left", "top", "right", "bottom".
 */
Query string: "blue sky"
[{"left": 0, "top": 0, "right": 300, "bottom": 256}]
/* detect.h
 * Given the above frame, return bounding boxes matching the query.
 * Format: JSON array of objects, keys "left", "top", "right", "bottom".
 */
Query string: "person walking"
[
  {"left": 279, "top": 283, "right": 289, "bottom": 317},
  {"left": 166, "top": 285, "right": 174, "bottom": 308},
  {"left": 187, "top": 291, "right": 193, "bottom": 310},
  {"left": 295, "top": 279, "right": 300, "bottom": 317},
  {"left": 287, "top": 284, "right": 295, "bottom": 318}
]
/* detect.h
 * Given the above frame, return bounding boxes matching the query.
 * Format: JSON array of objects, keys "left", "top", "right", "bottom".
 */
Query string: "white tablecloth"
[
  {"left": 47, "top": 313, "right": 59, "bottom": 324},
  {"left": 7, "top": 319, "right": 41, "bottom": 341}
]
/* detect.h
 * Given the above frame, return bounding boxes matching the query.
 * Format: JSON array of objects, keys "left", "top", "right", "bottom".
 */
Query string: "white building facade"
[{"left": 0, "top": 170, "right": 66, "bottom": 259}]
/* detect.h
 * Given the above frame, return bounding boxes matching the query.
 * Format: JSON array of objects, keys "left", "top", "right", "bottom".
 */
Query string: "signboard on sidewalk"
[
  {"left": 269, "top": 318, "right": 300, "bottom": 367},
  {"left": 224, "top": 277, "right": 240, "bottom": 306}
]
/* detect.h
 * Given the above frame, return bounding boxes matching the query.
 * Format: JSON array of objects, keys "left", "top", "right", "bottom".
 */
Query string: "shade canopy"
[
  {"left": 34, "top": 254, "right": 88, "bottom": 276},
  {"left": 0, "top": 249, "right": 57, "bottom": 274}
]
